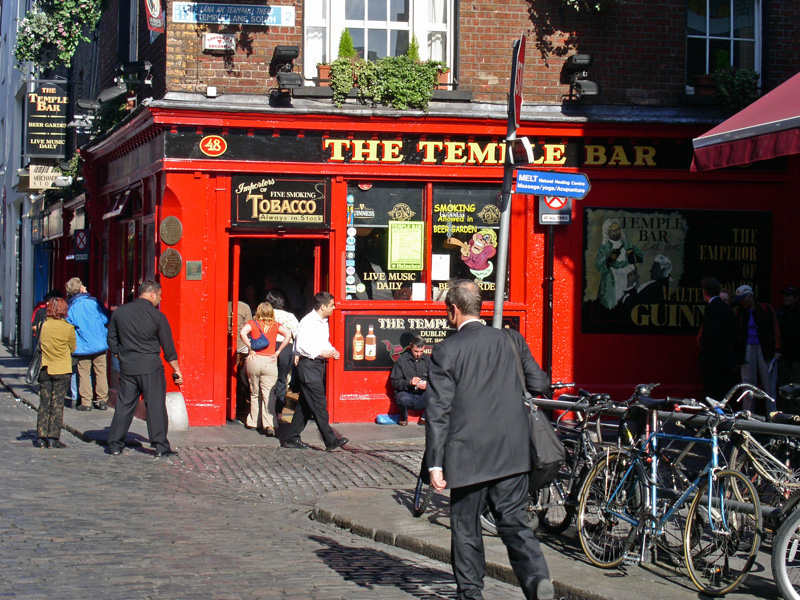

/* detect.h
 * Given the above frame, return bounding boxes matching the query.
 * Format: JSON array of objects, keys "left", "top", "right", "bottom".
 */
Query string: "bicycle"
[
  {"left": 576, "top": 393, "right": 762, "bottom": 596},
  {"left": 772, "top": 501, "right": 800, "bottom": 600},
  {"left": 535, "top": 389, "right": 616, "bottom": 534}
]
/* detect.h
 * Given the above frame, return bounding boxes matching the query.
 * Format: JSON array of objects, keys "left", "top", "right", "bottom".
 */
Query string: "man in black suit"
[
  {"left": 698, "top": 276, "right": 738, "bottom": 402},
  {"left": 426, "top": 280, "right": 553, "bottom": 600}
]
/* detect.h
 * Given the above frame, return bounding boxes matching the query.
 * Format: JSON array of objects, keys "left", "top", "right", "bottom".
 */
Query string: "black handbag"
[
  {"left": 25, "top": 323, "right": 43, "bottom": 385},
  {"left": 505, "top": 330, "right": 565, "bottom": 491},
  {"left": 249, "top": 320, "right": 271, "bottom": 351}
]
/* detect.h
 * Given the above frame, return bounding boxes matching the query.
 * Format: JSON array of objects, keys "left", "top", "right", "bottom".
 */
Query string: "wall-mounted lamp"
[
  {"left": 562, "top": 54, "right": 600, "bottom": 100},
  {"left": 270, "top": 45, "right": 303, "bottom": 89}
]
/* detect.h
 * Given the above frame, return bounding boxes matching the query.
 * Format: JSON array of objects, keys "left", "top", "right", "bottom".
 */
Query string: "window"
[
  {"left": 303, "top": 0, "right": 454, "bottom": 80},
  {"left": 345, "top": 181, "right": 506, "bottom": 303},
  {"left": 686, "top": 0, "right": 760, "bottom": 90}
]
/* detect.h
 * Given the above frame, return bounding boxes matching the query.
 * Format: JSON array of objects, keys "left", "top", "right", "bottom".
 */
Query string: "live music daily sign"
[{"left": 514, "top": 170, "right": 590, "bottom": 199}]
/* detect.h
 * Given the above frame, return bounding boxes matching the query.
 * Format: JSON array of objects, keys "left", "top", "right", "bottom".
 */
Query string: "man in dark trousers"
[
  {"left": 426, "top": 279, "right": 553, "bottom": 600},
  {"left": 698, "top": 276, "right": 738, "bottom": 402},
  {"left": 390, "top": 335, "right": 430, "bottom": 425},
  {"left": 282, "top": 291, "right": 348, "bottom": 451},
  {"left": 106, "top": 280, "right": 183, "bottom": 457}
]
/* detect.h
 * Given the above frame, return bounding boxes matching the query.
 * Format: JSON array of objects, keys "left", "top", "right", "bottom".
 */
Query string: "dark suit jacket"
[
  {"left": 425, "top": 321, "right": 550, "bottom": 489},
  {"left": 699, "top": 297, "right": 737, "bottom": 372}
]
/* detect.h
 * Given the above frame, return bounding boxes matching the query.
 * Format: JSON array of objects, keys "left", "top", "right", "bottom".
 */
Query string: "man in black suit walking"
[
  {"left": 698, "top": 276, "right": 738, "bottom": 402},
  {"left": 426, "top": 280, "right": 553, "bottom": 600}
]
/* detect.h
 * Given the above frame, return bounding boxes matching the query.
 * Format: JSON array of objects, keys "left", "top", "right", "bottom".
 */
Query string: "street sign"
[
  {"left": 515, "top": 169, "right": 591, "bottom": 199},
  {"left": 507, "top": 34, "right": 526, "bottom": 136},
  {"left": 74, "top": 229, "right": 89, "bottom": 262},
  {"left": 539, "top": 196, "right": 572, "bottom": 225}
]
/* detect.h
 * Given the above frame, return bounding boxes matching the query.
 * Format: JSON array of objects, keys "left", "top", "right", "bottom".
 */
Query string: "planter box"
[{"left": 317, "top": 64, "right": 331, "bottom": 87}]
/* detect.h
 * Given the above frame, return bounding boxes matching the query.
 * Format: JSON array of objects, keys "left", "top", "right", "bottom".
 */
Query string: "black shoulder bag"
[
  {"left": 25, "top": 322, "right": 43, "bottom": 385},
  {"left": 504, "top": 330, "right": 565, "bottom": 492}
]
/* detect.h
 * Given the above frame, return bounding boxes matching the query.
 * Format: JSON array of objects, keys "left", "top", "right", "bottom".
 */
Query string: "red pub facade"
[{"left": 80, "top": 97, "right": 800, "bottom": 426}]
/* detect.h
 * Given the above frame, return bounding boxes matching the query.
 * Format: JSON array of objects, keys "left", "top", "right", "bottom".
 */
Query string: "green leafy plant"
[
  {"left": 330, "top": 58, "right": 356, "bottom": 107},
  {"left": 406, "top": 35, "right": 421, "bottom": 62},
  {"left": 562, "top": 0, "right": 615, "bottom": 10},
  {"left": 356, "top": 56, "right": 446, "bottom": 111},
  {"left": 713, "top": 67, "right": 760, "bottom": 115},
  {"left": 338, "top": 29, "right": 357, "bottom": 60},
  {"left": 14, "top": 0, "right": 102, "bottom": 70}
]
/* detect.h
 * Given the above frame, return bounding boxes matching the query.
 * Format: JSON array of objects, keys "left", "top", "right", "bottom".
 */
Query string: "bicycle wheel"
[
  {"left": 577, "top": 450, "right": 646, "bottom": 568},
  {"left": 480, "top": 493, "right": 539, "bottom": 536},
  {"left": 540, "top": 480, "right": 573, "bottom": 534},
  {"left": 683, "top": 470, "right": 761, "bottom": 596},
  {"left": 412, "top": 474, "right": 432, "bottom": 517},
  {"left": 772, "top": 506, "right": 800, "bottom": 600}
]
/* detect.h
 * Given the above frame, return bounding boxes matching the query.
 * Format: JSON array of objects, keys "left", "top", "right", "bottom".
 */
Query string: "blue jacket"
[{"left": 66, "top": 293, "right": 110, "bottom": 355}]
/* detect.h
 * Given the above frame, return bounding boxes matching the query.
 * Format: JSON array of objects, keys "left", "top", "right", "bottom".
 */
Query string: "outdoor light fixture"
[
  {"left": 98, "top": 81, "right": 128, "bottom": 104},
  {"left": 270, "top": 45, "right": 303, "bottom": 89},
  {"left": 562, "top": 54, "right": 600, "bottom": 100}
]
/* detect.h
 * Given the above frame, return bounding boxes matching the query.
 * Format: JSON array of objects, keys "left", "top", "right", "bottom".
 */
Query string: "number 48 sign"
[{"left": 200, "top": 135, "right": 228, "bottom": 157}]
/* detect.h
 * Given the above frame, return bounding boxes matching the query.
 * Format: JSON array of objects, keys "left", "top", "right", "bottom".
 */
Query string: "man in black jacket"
[
  {"left": 698, "top": 277, "right": 737, "bottom": 402},
  {"left": 389, "top": 335, "right": 429, "bottom": 426},
  {"left": 426, "top": 279, "right": 553, "bottom": 600},
  {"left": 106, "top": 280, "right": 183, "bottom": 457}
]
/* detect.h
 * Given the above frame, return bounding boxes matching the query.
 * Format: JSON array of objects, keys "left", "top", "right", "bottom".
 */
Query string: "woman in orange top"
[
  {"left": 240, "top": 302, "right": 291, "bottom": 436},
  {"left": 37, "top": 297, "right": 76, "bottom": 448}
]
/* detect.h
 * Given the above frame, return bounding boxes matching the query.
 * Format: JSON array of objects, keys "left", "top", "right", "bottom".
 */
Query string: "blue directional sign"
[{"left": 514, "top": 170, "right": 591, "bottom": 199}]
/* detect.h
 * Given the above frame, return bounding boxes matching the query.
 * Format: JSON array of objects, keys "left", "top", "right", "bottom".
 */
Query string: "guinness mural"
[
  {"left": 231, "top": 176, "right": 329, "bottom": 228},
  {"left": 582, "top": 208, "right": 772, "bottom": 334}
]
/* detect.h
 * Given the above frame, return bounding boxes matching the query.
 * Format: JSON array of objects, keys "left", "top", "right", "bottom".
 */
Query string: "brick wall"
[{"left": 164, "top": 0, "right": 302, "bottom": 94}]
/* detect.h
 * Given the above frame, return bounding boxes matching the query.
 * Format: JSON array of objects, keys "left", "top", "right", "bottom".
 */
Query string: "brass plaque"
[
  {"left": 185, "top": 260, "right": 202, "bottom": 280},
  {"left": 160, "top": 216, "right": 183, "bottom": 246},
  {"left": 159, "top": 248, "right": 182, "bottom": 278}
]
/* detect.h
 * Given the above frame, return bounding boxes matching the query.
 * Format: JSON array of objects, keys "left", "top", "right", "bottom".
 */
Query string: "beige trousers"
[
  {"left": 76, "top": 352, "right": 109, "bottom": 408},
  {"left": 246, "top": 353, "right": 278, "bottom": 429}
]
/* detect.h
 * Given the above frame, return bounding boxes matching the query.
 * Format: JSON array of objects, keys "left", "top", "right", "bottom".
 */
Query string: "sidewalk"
[{"left": 0, "top": 343, "right": 776, "bottom": 600}]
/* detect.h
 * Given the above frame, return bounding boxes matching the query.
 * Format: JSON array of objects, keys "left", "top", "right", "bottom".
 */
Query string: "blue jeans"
[{"left": 394, "top": 390, "right": 427, "bottom": 420}]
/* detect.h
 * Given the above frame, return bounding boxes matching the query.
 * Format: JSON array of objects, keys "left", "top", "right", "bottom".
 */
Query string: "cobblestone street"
[{"left": 0, "top": 391, "right": 522, "bottom": 599}]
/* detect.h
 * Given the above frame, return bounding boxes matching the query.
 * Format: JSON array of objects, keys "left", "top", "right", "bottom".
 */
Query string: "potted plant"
[
  {"left": 713, "top": 66, "right": 760, "bottom": 115},
  {"left": 330, "top": 29, "right": 360, "bottom": 103},
  {"left": 317, "top": 62, "right": 331, "bottom": 86}
]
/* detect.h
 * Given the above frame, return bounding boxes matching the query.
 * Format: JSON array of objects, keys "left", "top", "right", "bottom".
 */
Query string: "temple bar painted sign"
[
  {"left": 172, "top": 2, "right": 295, "bottom": 25},
  {"left": 231, "top": 176, "right": 330, "bottom": 228},
  {"left": 26, "top": 83, "right": 68, "bottom": 158},
  {"left": 581, "top": 207, "right": 772, "bottom": 335},
  {"left": 166, "top": 129, "right": 702, "bottom": 169}
]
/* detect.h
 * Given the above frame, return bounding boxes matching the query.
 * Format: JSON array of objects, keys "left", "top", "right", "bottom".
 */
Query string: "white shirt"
[
  {"left": 293, "top": 309, "right": 334, "bottom": 359},
  {"left": 274, "top": 308, "right": 299, "bottom": 343}
]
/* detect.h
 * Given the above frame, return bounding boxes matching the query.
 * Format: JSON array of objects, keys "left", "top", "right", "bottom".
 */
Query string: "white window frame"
[
  {"left": 686, "top": 0, "right": 761, "bottom": 90},
  {"left": 303, "top": 0, "right": 454, "bottom": 83}
]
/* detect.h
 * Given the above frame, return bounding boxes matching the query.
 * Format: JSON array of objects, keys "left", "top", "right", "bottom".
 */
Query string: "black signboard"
[
  {"left": 581, "top": 207, "right": 772, "bottom": 334},
  {"left": 343, "top": 313, "right": 520, "bottom": 371},
  {"left": 26, "top": 83, "right": 68, "bottom": 158},
  {"left": 231, "top": 176, "right": 330, "bottom": 228},
  {"left": 162, "top": 128, "right": 756, "bottom": 171}
]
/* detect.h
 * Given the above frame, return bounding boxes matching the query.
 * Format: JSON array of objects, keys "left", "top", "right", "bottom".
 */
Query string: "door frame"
[{"left": 227, "top": 232, "right": 330, "bottom": 420}]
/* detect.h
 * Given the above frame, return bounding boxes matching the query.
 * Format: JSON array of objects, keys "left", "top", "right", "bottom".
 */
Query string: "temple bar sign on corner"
[{"left": 514, "top": 169, "right": 591, "bottom": 199}]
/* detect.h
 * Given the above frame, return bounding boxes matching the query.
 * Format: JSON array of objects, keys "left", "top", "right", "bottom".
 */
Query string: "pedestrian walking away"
[
  {"left": 106, "top": 280, "right": 183, "bottom": 457},
  {"left": 426, "top": 279, "right": 554, "bottom": 600},
  {"left": 282, "top": 291, "right": 348, "bottom": 451},
  {"left": 36, "top": 297, "right": 76, "bottom": 449},
  {"left": 66, "top": 277, "right": 111, "bottom": 411}
]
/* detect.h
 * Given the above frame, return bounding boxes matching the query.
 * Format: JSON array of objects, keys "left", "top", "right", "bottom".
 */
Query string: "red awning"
[{"left": 691, "top": 71, "right": 800, "bottom": 171}]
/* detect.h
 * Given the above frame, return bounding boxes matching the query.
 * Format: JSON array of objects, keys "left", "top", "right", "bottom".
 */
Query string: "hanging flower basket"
[{"left": 14, "top": 0, "right": 102, "bottom": 70}]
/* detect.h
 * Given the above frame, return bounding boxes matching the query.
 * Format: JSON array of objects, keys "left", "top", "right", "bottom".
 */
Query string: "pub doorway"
[{"left": 228, "top": 236, "right": 328, "bottom": 421}]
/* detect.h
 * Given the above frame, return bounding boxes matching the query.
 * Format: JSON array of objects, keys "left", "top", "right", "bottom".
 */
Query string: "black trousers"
[
  {"left": 450, "top": 472, "right": 550, "bottom": 600},
  {"left": 108, "top": 367, "right": 170, "bottom": 453},
  {"left": 284, "top": 357, "right": 337, "bottom": 447},
  {"left": 274, "top": 345, "right": 293, "bottom": 414},
  {"left": 37, "top": 367, "right": 70, "bottom": 440}
]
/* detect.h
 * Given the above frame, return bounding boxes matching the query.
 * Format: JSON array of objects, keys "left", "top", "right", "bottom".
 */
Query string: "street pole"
[
  {"left": 492, "top": 34, "right": 525, "bottom": 329},
  {"left": 543, "top": 224, "right": 555, "bottom": 379}
]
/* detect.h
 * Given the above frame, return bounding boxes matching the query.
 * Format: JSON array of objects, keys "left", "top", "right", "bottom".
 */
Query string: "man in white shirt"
[{"left": 282, "top": 291, "right": 349, "bottom": 451}]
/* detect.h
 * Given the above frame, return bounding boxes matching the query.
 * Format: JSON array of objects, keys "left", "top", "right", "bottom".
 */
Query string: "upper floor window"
[
  {"left": 686, "top": 0, "right": 761, "bottom": 91},
  {"left": 303, "top": 0, "right": 453, "bottom": 81}
]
